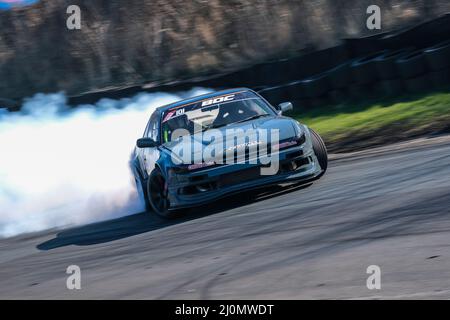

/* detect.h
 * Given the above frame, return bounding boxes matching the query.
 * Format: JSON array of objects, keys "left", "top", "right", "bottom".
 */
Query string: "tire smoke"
[{"left": 0, "top": 88, "right": 211, "bottom": 237}]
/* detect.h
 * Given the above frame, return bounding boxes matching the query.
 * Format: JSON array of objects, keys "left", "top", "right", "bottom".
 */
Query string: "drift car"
[{"left": 131, "top": 88, "right": 327, "bottom": 217}]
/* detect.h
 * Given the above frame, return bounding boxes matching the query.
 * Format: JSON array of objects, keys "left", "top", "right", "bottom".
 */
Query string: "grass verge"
[{"left": 291, "top": 90, "right": 450, "bottom": 152}]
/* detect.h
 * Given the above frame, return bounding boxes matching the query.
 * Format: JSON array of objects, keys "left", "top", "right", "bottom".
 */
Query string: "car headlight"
[
  {"left": 294, "top": 122, "right": 307, "bottom": 144},
  {"left": 296, "top": 132, "right": 306, "bottom": 145}
]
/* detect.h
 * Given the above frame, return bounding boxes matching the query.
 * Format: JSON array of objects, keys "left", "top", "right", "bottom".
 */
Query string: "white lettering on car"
[{"left": 201, "top": 94, "right": 235, "bottom": 107}]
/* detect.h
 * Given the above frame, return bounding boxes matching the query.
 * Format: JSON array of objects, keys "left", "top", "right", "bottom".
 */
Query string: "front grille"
[
  {"left": 220, "top": 156, "right": 311, "bottom": 187},
  {"left": 220, "top": 166, "right": 262, "bottom": 187}
]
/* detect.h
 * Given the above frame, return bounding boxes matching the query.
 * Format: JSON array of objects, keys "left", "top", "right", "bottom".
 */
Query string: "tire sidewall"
[
  {"left": 310, "top": 128, "right": 328, "bottom": 173},
  {"left": 147, "top": 169, "right": 177, "bottom": 218}
]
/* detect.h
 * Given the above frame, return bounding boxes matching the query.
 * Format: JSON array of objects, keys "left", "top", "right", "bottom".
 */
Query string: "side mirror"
[
  {"left": 137, "top": 137, "right": 157, "bottom": 148},
  {"left": 277, "top": 102, "right": 293, "bottom": 114}
]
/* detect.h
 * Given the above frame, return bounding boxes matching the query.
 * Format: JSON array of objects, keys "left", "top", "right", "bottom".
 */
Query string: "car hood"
[{"left": 162, "top": 116, "right": 298, "bottom": 164}]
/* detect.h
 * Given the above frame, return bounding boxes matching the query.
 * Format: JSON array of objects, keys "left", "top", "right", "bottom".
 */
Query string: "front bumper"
[{"left": 166, "top": 136, "right": 323, "bottom": 209}]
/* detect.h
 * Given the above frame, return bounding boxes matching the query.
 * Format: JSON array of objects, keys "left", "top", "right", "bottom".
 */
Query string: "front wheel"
[
  {"left": 310, "top": 128, "right": 328, "bottom": 174},
  {"left": 147, "top": 169, "right": 179, "bottom": 218}
]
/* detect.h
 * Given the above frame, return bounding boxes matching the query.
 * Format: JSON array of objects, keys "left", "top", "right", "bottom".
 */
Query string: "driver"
[{"left": 215, "top": 100, "right": 261, "bottom": 125}]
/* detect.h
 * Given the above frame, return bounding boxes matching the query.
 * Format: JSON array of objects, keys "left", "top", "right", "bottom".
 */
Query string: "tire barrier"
[
  {"left": 327, "top": 89, "right": 347, "bottom": 104},
  {"left": 403, "top": 74, "right": 432, "bottom": 94},
  {"left": 257, "top": 85, "right": 290, "bottom": 106},
  {"left": 260, "top": 40, "right": 448, "bottom": 107},
  {"left": 249, "top": 39, "right": 448, "bottom": 107},
  {"left": 348, "top": 83, "right": 371, "bottom": 101},
  {"left": 284, "top": 80, "right": 307, "bottom": 101},
  {"left": 396, "top": 50, "right": 428, "bottom": 80},
  {"left": 429, "top": 68, "right": 450, "bottom": 88},
  {"left": 0, "top": 98, "right": 20, "bottom": 111},
  {"left": 259, "top": 82, "right": 332, "bottom": 110},
  {"left": 344, "top": 33, "right": 389, "bottom": 58},
  {"left": 285, "top": 45, "right": 350, "bottom": 82},
  {"left": 256, "top": 61, "right": 284, "bottom": 87},
  {"left": 374, "top": 48, "right": 414, "bottom": 80},
  {"left": 424, "top": 40, "right": 450, "bottom": 72},
  {"left": 255, "top": 15, "right": 450, "bottom": 108},
  {"left": 298, "top": 72, "right": 331, "bottom": 99},
  {"left": 5, "top": 13, "right": 450, "bottom": 112},
  {"left": 378, "top": 33, "right": 410, "bottom": 52},
  {"left": 224, "top": 16, "right": 450, "bottom": 108},
  {"left": 351, "top": 50, "right": 388, "bottom": 85},
  {"left": 378, "top": 14, "right": 450, "bottom": 51},
  {"left": 326, "top": 60, "right": 354, "bottom": 90},
  {"left": 378, "top": 79, "right": 404, "bottom": 97},
  {"left": 231, "top": 66, "right": 259, "bottom": 87}
]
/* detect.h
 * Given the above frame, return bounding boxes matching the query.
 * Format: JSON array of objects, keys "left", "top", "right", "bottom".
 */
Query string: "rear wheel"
[
  {"left": 310, "top": 128, "right": 328, "bottom": 174},
  {"left": 147, "top": 169, "right": 178, "bottom": 218}
]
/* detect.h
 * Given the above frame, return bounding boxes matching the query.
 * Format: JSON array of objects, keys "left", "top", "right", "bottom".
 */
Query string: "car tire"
[
  {"left": 147, "top": 169, "right": 179, "bottom": 219},
  {"left": 135, "top": 173, "right": 151, "bottom": 212},
  {"left": 310, "top": 128, "right": 328, "bottom": 174}
]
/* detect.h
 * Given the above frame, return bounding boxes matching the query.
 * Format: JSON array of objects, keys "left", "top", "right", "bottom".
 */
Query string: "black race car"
[{"left": 131, "top": 88, "right": 327, "bottom": 217}]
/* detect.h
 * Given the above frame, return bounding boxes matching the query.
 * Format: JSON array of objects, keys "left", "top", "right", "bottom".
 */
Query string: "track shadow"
[{"left": 37, "top": 182, "right": 313, "bottom": 251}]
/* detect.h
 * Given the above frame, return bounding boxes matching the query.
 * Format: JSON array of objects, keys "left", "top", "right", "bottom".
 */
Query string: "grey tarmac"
[{"left": 1, "top": 135, "right": 450, "bottom": 299}]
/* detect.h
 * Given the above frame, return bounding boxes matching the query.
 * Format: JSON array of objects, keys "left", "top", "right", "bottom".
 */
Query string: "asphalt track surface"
[{"left": 1, "top": 135, "right": 450, "bottom": 299}]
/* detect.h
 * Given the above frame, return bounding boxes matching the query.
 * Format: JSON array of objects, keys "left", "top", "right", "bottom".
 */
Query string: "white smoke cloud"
[{"left": 0, "top": 88, "right": 211, "bottom": 238}]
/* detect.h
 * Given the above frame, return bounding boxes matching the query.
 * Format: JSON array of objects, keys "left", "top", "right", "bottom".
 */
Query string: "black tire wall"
[{"left": 62, "top": 13, "right": 450, "bottom": 109}]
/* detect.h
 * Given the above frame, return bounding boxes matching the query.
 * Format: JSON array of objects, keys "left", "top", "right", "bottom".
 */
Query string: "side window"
[
  {"left": 146, "top": 112, "right": 160, "bottom": 143},
  {"left": 143, "top": 120, "right": 151, "bottom": 138}
]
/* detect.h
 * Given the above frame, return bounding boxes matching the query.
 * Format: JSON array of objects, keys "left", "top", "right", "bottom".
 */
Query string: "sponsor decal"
[
  {"left": 163, "top": 108, "right": 185, "bottom": 123},
  {"left": 273, "top": 140, "right": 298, "bottom": 151},
  {"left": 187, "top": 161, "right": 216, "bottom": 171},
  {"left": 163, "top": 94, "right": 238, "bottom": 123},
  {"left": 162, "top": 110, "right": 176, "bottom": 123},
  {"left": 225, "top": 140, "right": 261, "bottom": 153},
  {"left": 201, "top": 94, "right": 235, "bottom": 107},
  {"left": 175, "top": 108, "right": 185, "bottom": 116}
]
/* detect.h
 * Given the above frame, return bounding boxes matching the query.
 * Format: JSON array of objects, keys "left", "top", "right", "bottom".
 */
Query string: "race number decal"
[{"left": 162, "top": 110, "right": 175, "bottom": 123}]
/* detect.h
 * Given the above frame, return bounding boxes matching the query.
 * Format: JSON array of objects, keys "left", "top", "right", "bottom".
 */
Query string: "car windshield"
[{"left": 161, "top": 91, "right": 275, "bottom": 143}]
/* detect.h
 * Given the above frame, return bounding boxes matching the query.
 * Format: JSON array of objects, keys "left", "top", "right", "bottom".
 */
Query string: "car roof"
[{"left": 156, "top": 88, "right": 253, "bottom": 112}]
